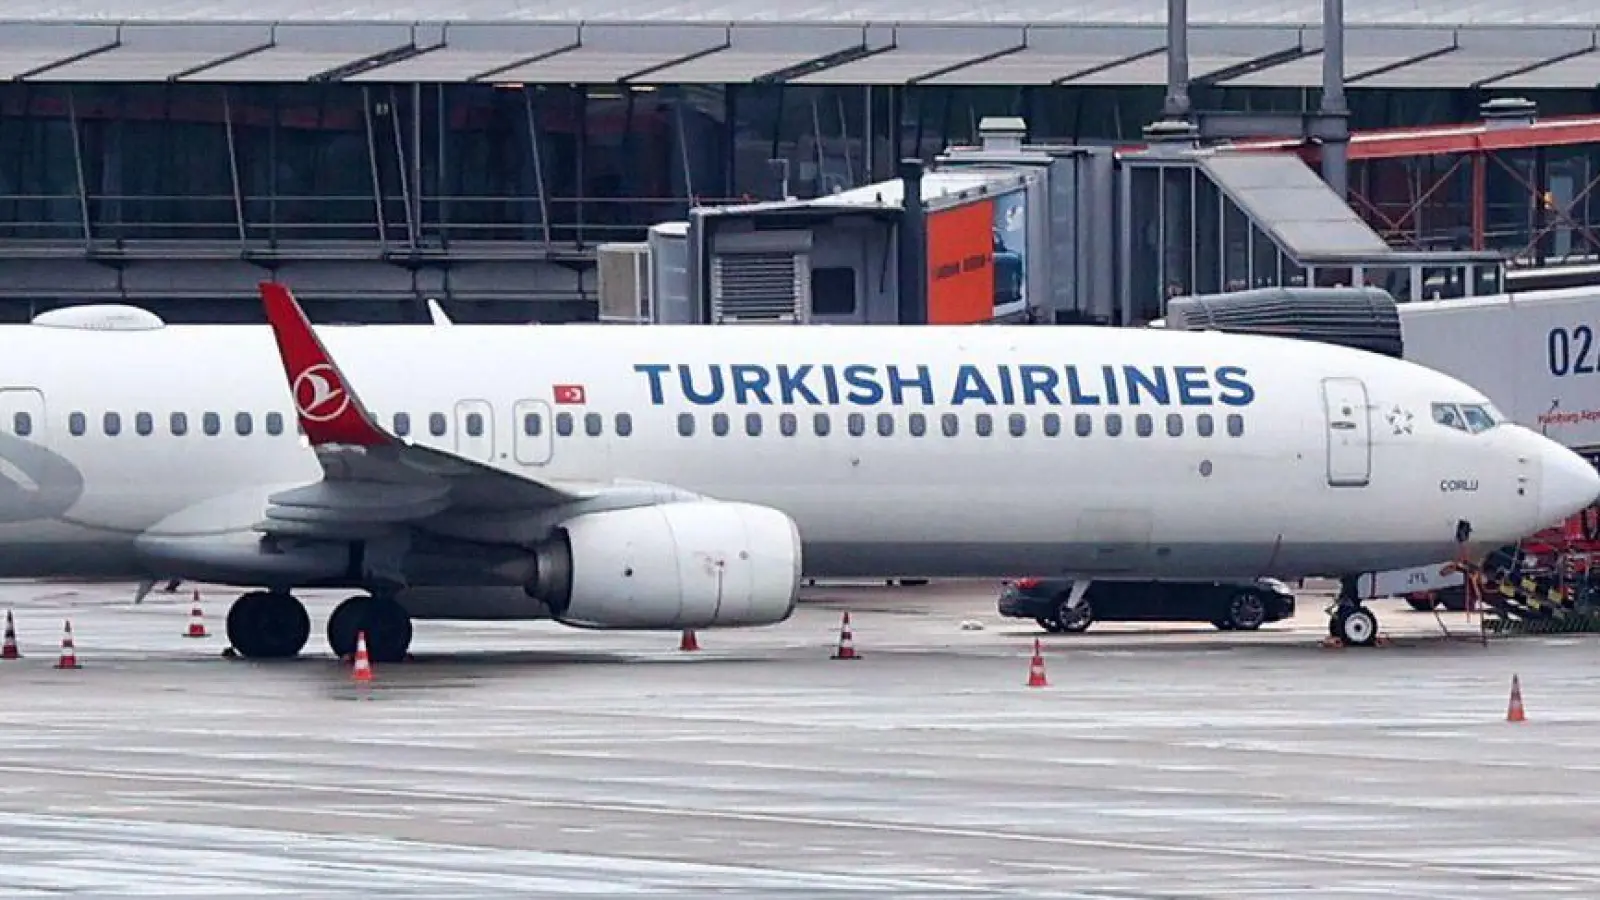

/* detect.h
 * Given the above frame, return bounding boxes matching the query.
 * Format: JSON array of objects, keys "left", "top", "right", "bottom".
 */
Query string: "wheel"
[
  {"left": 226, "top": 591, "right": 310, "bottom": 659},
  {"left": 1332, "top": 606, "right": 1379, "bottom": 647},
  {"left": 1054, "top": 597, "right": 1093, "bottom": 633},
  {"left": 1224, "top": 590, "right": 1268, "bottom": 630},
  {"left": 325, "top": 594, "right": 412, "bottom": 663},
  {"left": 326, "top": 595, "right": 375, "bottom": 659}
]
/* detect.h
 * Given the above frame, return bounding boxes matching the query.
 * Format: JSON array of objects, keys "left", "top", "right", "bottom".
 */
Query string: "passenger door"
[
  {"left": 453, "top": 399, "right": 495, "bottom": 463},
  {"left": 511, "top": 399, "right": 553, "bottom": 466},
  {"left": 1321, "top": 377, "right": 1371, "bottom": 487}
]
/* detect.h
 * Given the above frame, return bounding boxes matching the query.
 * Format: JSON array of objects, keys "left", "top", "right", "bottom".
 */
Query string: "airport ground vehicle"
[{"left": 997, "top": 577, "right": 1296, "bottom": 633}]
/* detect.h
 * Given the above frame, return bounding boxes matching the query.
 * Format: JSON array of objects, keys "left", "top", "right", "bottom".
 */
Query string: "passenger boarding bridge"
[{"left": 599, "top": 116, "right": 1507, "bottom": 327}]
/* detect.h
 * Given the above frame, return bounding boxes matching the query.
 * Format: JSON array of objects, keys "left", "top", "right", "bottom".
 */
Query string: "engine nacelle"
[{"left": 526, "top": 501, "right": 802, "bottom": 629}]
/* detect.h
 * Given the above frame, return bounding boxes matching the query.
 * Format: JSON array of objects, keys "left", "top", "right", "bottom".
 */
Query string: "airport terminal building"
[{"left": 2, "top": 1, "right": 1599, "bottom": 322}]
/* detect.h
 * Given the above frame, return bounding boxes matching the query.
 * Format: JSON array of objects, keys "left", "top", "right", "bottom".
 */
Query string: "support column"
[
  {"left": 1163, "top": 0, "right": 1191, "bottom": 119},
  {"left": 1316, "top": 0, "right": 1351, "bottom": 198},
  {"left": 897, "top": 158, "right": 926, "bottom": 324}
]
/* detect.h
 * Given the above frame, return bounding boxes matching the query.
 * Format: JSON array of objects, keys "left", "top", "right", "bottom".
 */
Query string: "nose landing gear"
[{"left": 1326, "top": 575, "right": 1380, "bottom": 647}]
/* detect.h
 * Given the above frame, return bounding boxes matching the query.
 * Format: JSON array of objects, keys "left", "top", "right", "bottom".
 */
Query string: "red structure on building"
[{"left": 1231, "top": 102, "right": 1600, "bottom": 270}]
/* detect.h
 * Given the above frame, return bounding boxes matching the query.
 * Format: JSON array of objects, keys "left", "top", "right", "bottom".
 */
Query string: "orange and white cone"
[
  {"left": 351, "top": 631, "right": 373, "bottom": 682},
  {"left": 183, "top": 590, "right": 208, "bottom": 638},
  {"left": 832, "top": 611, "right": 860, "bottom": 660},
  {"left": 1026, "top": 638, "right": 1049, "bottom": 688},
  {"left": 54, "top": 620, "right": 80, "bottom": 669},
  {"left": 1507, "top": 674, "right": 1526, "bottom": 722},
  {"left": 679, "top": 629, "right": 700, "bottom": 652},
  {"left": 2, "top": 610, "right": 20, "bottom": 660}
]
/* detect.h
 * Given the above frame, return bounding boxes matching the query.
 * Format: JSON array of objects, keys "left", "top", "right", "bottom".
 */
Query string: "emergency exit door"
[{"left": 1321, "top": 377, "right": 1371, "bottom": 487}]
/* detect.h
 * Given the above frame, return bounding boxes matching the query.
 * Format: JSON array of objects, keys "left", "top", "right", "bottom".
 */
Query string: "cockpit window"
[
  {"left": 1432, "top": 403, "right": 1467, "bottom": 432},
  {"left": 1433, "top": 401, "right": 1499, "bottom": 434},
  {"left": 1459, "top": 404, "right": 1497, "bottom": 433}
]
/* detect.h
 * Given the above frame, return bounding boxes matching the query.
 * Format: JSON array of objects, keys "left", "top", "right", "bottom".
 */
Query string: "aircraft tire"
[
  {"left": 326, "top": 595, "right": 374, "bottom": 659},
  {"left": 1333, "top": 606, "right": 1379, "bottom": 647},
  {"left": 326, "top": 594, "right": 412, "bottom": 663},
  {"left": 226, "top": 591, "right": 310, "bottom": 659}
]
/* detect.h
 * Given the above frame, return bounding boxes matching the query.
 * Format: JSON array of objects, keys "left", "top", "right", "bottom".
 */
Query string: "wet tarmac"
[{"left": 0, "top": 578, "right": 1597, "bottom": 897}]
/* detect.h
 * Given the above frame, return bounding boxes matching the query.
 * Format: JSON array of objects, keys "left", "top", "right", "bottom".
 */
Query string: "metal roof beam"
[
  {"left": 909, "top": 32, "right": 1028, "bottom": 85},
  {"left": 172, "top": 39, "right": 276, "bottom": 81},
  {"left": 1053, "top": 44, "right": 1164, "bottom": 85},
  {"left": 15, "top": 31, "right": 121, "bottom": 81},
  {"left": 469, "top": 39, "right": 581, "bottom": 83},
  {"left": 1348, "top": 36, "right": 1460, "bottom": 85},
  {"left": 1195, "top": 40, "right": 1315, "bottom": 88},
  {"left": 312, "top": 35, "right": 444, "bottom": 82},
  {"left": 1474, "top": 35, "right": 1599, "bottom": 89},
  {"left": 622, "top": 26, "right": 730, "bottom": 83},
  {"left": 754, "top": 30, "right": 893, "bottom": 84}
]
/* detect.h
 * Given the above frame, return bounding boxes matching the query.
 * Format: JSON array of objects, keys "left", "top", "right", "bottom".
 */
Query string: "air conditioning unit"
[{"left": 597, "top": 242, "right": 652, "bottom": 323}]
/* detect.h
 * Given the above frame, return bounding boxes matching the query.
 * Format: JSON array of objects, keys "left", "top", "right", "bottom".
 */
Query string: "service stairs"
[{"left": 1473, "top": 551, "right": 1600, "bottom": 634}]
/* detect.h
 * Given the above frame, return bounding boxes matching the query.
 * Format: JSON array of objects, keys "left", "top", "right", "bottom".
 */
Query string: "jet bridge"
[{"left": 597, "top": 116, "right": 1508, "bottom": 327}]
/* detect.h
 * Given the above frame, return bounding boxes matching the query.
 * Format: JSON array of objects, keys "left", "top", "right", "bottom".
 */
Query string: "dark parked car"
[{"left": 998, "top": 576, "right": 1296, "bottom": 633}]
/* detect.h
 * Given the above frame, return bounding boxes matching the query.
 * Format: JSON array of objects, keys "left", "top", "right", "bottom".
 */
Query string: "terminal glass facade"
[{"left": 3, "top": 82, "right": 1595, "bottom": 254}]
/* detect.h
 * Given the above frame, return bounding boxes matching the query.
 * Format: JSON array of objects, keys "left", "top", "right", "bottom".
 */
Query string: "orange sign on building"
[{"left": 925, "top": 199, "right": 995, "bottom": 324}]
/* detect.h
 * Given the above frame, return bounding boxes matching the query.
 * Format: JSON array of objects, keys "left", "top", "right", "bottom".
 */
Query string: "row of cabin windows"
[
  {"left": 22, "top": 409, "right": 1246, "bottom": 442},
  {"left": 525, "top": 410, "right": 1246, "bottom": 439}
]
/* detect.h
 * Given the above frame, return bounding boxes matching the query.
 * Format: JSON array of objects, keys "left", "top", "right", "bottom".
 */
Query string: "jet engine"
[{"left": 525, "top": 500, "right": 802, "bottom": 629}]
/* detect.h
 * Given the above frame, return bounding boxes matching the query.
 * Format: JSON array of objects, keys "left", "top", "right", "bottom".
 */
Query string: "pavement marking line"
[{"left": 0, "top": 761, "right": 1593, "bottom": 887}]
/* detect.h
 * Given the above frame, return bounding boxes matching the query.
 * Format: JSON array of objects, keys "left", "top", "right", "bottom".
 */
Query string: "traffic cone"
[
  {"left": 2, "top": 610, "right": 20, "bottom": 660},
  {"left": 679, "top": 629, "right": 700, "bottom": 652},
  {"left": 351, "top": 631, "right": 373, "bottom": 682},
  {"left": 831, "top": 611, "right": 860, "bottom": 660},
  {"left": 1026, "top": 638, "right": 1049, "bottom": 687},
  {"left": 54, "top": 620, "right": 80, "bottom": 669},
  {"left": 1507, "top": 674, "right": 1526, "bottom": 722},
  {"left": 183, "top": 590, "right": 208, "bottom": 638}
]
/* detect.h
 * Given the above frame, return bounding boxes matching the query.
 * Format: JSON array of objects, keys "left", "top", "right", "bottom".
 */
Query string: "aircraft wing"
[{"left": 254, "top": 282, "right": 658, "bottom": 540}]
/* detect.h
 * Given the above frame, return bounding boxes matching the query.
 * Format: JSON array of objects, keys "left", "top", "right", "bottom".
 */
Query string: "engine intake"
[{"left": 526, "top": 501, "right": 802, "bottom": 629}]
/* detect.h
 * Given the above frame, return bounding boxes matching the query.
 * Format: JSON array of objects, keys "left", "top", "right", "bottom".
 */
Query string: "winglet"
[{"left": 259, "top": 281, "right": 392, "bottom": 448}]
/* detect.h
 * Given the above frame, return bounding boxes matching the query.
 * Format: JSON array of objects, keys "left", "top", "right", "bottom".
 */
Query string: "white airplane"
[{"left": 0, "top": 282, "right": 1591, "bottom": 660}]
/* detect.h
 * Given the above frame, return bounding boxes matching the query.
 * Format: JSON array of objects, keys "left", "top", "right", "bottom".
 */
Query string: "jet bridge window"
[
  {"left": 432, "top": 413, "right": 450, "bottom": 437},
  {"left": 135, "top": 412, "right": 153, "bottom": 436},
  {"left": 1226, "top": 414, "right": 1245, "bottom": 437},
  {"left": 615, "top": 413, "right": 633, "bottom": 437},
  {"left": 169, "top": 412, "right": 187, "bottom": 436},
  {"left": 68, "top": 412, "right": 85, "bottom": 437},
  {"left": 235, "top": 412, "right": 252, "bottom": 436},
  {"left": 103, "top": 412, "right": 121, "bottom": 436},
  {"left": 1043, "top": 413, "right": 1061, "bottom": 437},
  {"left": 12, "top": 412, "right": 29, "bottom": 437},
  {"left": 394, "top": 412, "right": 412, "bottom": 437},
  {"left": 266, "top": 413, "right": 284, "bottom": 436},
  {"left": 677, "top": 413, "right": 695, "bottom": 436}
]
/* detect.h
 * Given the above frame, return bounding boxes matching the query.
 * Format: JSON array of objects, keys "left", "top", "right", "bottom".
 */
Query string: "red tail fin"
[{"left": 259, "top": 281, "right": 391, "bottom": 448}]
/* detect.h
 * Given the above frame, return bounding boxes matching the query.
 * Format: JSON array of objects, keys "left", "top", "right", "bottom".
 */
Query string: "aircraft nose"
[{"left": 1539, "top": 443, "right": 1600, "bottom": 527}]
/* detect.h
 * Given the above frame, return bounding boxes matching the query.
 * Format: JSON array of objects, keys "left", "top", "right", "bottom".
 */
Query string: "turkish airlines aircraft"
[{"left": 0, "top": 282, "right": 1591, "bottom": 660}]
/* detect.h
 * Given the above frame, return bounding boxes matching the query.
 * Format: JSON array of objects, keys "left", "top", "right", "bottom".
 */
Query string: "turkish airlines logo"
[{"left": 292, "top": 363, "right": 350, "bottom": 423}]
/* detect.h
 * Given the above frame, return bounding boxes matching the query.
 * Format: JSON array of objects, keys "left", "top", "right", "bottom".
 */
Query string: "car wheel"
[
  {"left": 1054, "top": 597, "right": 1093, "bottom": 633},
  {"left": 1225, "top": 590, "right": 1268, "bottom": 631}
]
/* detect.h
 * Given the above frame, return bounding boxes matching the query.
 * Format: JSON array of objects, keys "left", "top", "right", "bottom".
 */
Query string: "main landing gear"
[
  {"left": 224, "top": 591, "right": 414, "bottom": 663},
  {"left": 1327, "top": 575, "right": 1379, "bottom": 647}
]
